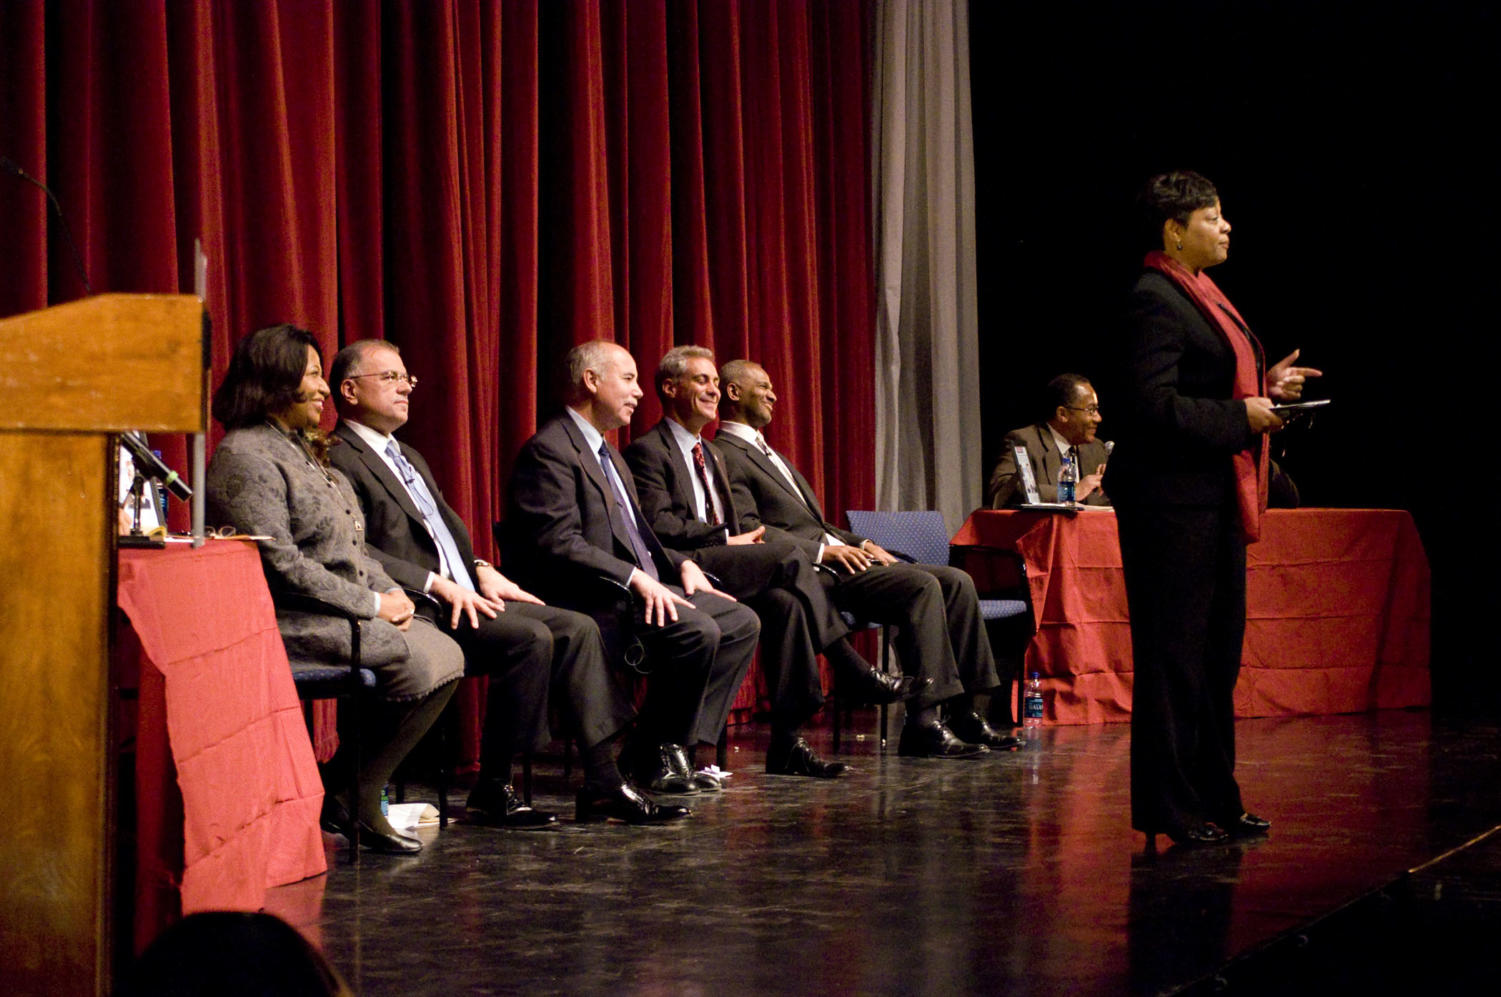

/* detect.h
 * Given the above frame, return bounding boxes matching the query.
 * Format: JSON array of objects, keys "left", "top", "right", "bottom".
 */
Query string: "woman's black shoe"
[
  {"left": 1147, "top": 820, "right": 1229, "bottom": 848},
  {"left": 356, "top": 819, "right": 422, "bottom": 854},
  {"left": 1222, "top": 811, "right": 1271, "bottom": 836}
]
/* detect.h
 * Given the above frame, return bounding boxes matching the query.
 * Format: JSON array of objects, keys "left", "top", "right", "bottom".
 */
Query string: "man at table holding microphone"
[{"left": 987, "top": 373, "right": 1112, "bottom": 508}]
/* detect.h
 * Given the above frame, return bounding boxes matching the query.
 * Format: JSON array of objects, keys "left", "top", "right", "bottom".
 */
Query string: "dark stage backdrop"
[
  {"left": 969, "top": 0, "right": 1500, "bottom": 711},
  {"left": 0, "top": 0, "right": 876, "bottom": 762}
]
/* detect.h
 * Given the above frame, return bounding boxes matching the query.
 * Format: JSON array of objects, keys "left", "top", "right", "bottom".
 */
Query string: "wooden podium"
[{"left": 0, "top": 294, "right": 204, "bottom": 995}]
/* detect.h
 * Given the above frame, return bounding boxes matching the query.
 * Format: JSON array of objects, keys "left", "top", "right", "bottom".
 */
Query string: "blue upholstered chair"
[{"left": 843, "top": 510, "right": 1034, "bottom": 727}]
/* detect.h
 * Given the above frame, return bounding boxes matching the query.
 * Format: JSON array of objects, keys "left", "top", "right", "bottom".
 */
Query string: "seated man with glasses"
[
  {"left": 328, "top": 339, "right": 638, "bottom": 829},
  {"left": 987, "top": 373, "right": 1112, "bottom": 508}
]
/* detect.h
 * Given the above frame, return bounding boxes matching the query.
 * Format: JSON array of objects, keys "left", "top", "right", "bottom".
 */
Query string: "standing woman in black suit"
[{"left": 1104, "top": 171, "right": 1321, "bottom": 847}]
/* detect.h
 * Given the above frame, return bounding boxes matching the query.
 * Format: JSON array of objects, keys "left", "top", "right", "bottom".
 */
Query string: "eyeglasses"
[
  {"left": 347, "top": 370, "right": 419, "bottom": 389},
  {"left": 1065, "top": 405, "right": 1100, "bottom": 416}
]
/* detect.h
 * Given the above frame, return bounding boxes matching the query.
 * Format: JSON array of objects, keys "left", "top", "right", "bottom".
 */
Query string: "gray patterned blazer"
[{"left": 206, "top": 422, "right": 454, "bottom": 692}]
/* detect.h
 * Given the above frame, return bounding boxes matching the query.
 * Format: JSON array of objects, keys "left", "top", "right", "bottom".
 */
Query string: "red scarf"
[{"left": 1143, "top": 250, "right": 1268, "bottom": 542}]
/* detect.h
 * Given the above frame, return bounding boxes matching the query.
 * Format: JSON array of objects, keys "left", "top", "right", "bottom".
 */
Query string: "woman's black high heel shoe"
[{"left": 1146, "top": 820, "right": 1229, "bottom": 849}]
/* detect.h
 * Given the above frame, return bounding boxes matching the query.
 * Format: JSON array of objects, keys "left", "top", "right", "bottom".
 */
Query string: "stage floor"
[{"left": 264, "top": 709, "right": 1501, "bottom": 995}]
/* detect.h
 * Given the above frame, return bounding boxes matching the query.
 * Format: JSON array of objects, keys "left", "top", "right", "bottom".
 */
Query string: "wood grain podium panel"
[
  {"left": 0, "top": 294, "right": 203, "bottom": 995},
  {"left": 0, "top": 433, "right": 113, "bottom": 994},
  {"left": 0, "top": 293, "right": 204, "bottom": 431}
]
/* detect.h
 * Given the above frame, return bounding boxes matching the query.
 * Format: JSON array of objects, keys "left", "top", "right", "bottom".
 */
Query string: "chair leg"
[
  {"left": 346, "top": 697, "right": 361, "bottom": 865},
  {"left": 716, "top": 728, "right": 729, "bottom": 771},
  {"left": 436, "top": 719, "right": 450, "bottom": 828},
  {"left": 878, "top": 626, "right": 894, "bottom": 752},
  {"left": 831, "top": 693, "right": 843, "bottom": 755},
  {"left": 521, "top": 752, "right": 533, "bottom": 808}
]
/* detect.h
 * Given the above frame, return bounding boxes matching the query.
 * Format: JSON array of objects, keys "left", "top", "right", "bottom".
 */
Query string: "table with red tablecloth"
[
  {"left": 950, "top": 508, "right": 1431, "bottom": 724},
  {"left": 117, "top": 541, "right": 325, "bottom": 951}
]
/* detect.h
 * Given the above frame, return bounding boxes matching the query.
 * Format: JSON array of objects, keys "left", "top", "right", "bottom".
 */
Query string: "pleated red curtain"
[{"left": 1, "top": 0, "right": 875, "bottom": 761}]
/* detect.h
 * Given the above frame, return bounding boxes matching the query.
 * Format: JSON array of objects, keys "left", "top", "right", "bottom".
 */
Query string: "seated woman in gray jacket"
[{"left": 207, "top": 324, "right": 463, "bottom": 854}]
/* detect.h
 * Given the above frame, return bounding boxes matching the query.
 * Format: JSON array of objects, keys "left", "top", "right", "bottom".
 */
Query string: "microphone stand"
[{"left": 119, "top": 470, "right": 165, "bottom": 549}]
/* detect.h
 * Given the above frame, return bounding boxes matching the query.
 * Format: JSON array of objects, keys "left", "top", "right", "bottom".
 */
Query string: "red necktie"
[{"left": 692, "top": 441, "right": 721, "bottom": 525}]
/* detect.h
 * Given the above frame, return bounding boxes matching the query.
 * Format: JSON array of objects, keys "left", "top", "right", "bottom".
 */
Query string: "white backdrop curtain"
[{"left": 871, "top": 0, "right": 982, "bottom": 533}]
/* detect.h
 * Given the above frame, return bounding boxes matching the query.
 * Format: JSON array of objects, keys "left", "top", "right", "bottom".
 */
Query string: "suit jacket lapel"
[
  {"left": 703, "top": 440, "right": 738, "bottom": 533},
  {"left": 788, "top": 461, "right": 827, "bottom": 525},
  {"left": 733, "top": 432, "right": 812, "bottom": 511},
  {"left": 561, "top": 416, "right": 639, "bottom": 559},
  {"left": 656, "top": 423, "right": 702, "bottom": 522},
  {"left": 336, "top": 423, "right": 428, "bottom": 527},
  {"left": 1035, "top": 423, "right": 1061, "bottom": 488}
]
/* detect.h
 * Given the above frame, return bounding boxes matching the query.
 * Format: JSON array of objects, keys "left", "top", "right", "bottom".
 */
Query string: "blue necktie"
[
  {"left": 385, "top": 440, "right": 475, "bottom": 591},
  {"left": 597, "top": 441, "right": 660, "bottom": 581}
]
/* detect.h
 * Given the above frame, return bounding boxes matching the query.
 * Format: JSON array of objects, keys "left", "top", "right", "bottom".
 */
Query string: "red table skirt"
[
  {"left": 118, "top": 542, "right": 326, "bottom": 951},
  {"left": 952, "top": 508, "right": 1431, "bottom": 724}
]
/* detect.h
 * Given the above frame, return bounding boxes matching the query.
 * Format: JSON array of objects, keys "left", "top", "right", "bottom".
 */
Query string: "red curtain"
[{"left": 1, "top": 0, "right": 875, "bottom": 763}]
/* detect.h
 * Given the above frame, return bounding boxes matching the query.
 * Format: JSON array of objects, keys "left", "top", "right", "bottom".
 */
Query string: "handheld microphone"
[
  {"left": 1, "top": 154, "right": 94, "bottom": 295},
  {"left": 120, "top": 432, "right": 192, "bottom": 502}
]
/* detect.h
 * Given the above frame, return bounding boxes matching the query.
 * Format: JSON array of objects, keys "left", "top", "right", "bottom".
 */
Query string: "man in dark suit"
[
  {"left": 328, "top": 339, "right": 642, "bottom": 827},
  {"left": 987, "top": 373, "right": 1111, "bottom": 508},
  {"left": 503, "top": 340, "right": 760, "bottom": 814},
  {"left": 716, "top": 359, "right": 1020, "bottom": 758},
  {"left": 624, "top": 346, "right": 924, "bottom": 778}
]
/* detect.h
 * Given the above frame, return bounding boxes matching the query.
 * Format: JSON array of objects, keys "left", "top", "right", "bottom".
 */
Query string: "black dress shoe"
[
  {"left": 946, "top": 710, "right": 1023, "bottom": 750},
  {"left": 897, "top": 720, "right": 989, "bottom": 759},
  {"left": 466, "top": 780, "right": 558, "bottom": 830},
  {"left": 1221, "top": 811, "right": 1271, "bottom": 836},
  {"left": 844, "top": 668, "right": 931, "bottom": 705},
  {"left": 765, "top": 736, "right": 848, "bottom": 778},
  {"left": 575, "top": 782, "right": 692, "bottom": 824},
  {"left": 1147, "top": 820, "right": 1229, "bottom": 847},
  {"left": 690, "top": 769, "right": 723, "bottom": 792},
  {"left": 633, "top": 744, "right": 702, "bottom": 798},
  {"left": 666, "top": 743, "right": 724, "bottom": 792},
  {"left": 357, "top": 818, "right": 423, "bottom": 854}
]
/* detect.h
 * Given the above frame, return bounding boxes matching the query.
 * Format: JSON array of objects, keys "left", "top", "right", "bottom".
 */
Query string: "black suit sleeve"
[
  {"left": 1124, "top": 277, "right": 1257, "bottom": 454},
  {"left": 508, "top": 432, "right": 638, "bottom": 592},
  {"left": 717, "top": 440, "right": 825, "bottom": 558}
]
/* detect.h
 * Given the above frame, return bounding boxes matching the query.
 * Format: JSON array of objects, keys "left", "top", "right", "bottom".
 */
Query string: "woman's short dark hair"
[
  {"left": 1137, "top": 170, "right": 1219, "bottom": 251},
  {"left": 212, "top": 323, "right": 322, "bottom": 429}
]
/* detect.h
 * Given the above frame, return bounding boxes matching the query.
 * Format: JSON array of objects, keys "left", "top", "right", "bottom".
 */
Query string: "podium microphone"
[
  {"left": 1, "top": 154, "right": 94, "bottom": 295},
  {"left": 120, "top": 432, "right": 192, "bottom": 502}
]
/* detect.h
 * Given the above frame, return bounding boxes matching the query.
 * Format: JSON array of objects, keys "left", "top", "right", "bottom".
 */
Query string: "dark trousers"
[
  {"left": 831, "top": 562, "right": 999, "bottom": 709},
  {"left": 438, "top": 602, "right": 629, "bottom": 768},
  {"left": 692, "top": 541, "right": 843, "bottom": 729},
  {"left": 634, "top": 587, "right": 760, "bottom": 747},
  {"left": 1116, "top": 499, "right": 1247, "bottom": 832}
]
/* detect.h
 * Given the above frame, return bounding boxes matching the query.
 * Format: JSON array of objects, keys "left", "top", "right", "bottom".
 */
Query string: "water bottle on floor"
[{"left": 1023, "top": 672, "right": 1044, "bottom": 729}]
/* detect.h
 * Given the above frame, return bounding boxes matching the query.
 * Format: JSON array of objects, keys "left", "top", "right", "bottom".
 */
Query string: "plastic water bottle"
[
  {"left": 1057, "top": 453, "right": 1077, "bottom": 504},
  {"left": 1023, "top": 672, "right": 1044, "bottom": 728}
]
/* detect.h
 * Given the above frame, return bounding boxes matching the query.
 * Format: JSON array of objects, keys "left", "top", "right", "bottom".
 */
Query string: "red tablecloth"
[
  {"left": 118, "top": 542, "right": 325, "bottom": 950},
  {"left": 951, "top": 508, "right": 1431, "bottom": 723}
]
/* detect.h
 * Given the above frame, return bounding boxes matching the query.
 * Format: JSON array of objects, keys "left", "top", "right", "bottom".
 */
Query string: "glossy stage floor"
[{"left": 264, "top": 709, "right": 1501, "bottom": 995}]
